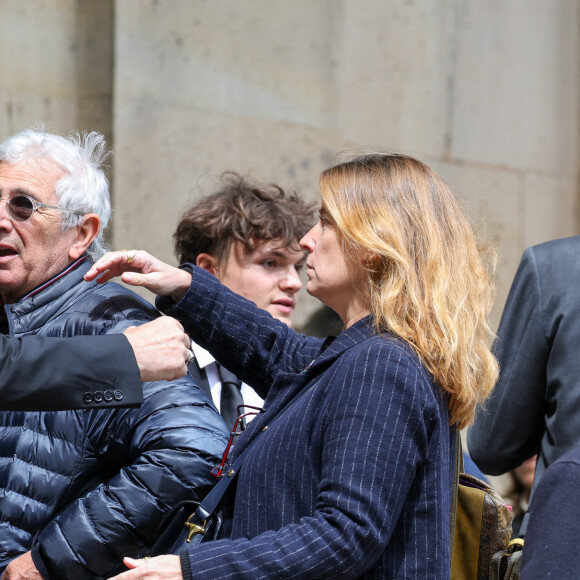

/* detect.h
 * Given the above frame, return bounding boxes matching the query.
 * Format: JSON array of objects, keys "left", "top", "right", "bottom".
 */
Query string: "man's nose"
[{"left": 0, "top": 199, "right": 14, "bottom": 230}]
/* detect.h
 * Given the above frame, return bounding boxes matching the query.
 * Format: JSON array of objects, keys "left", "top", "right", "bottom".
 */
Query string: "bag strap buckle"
[{"left": 185, "top": 515, "right": 207, "bottom": 543}]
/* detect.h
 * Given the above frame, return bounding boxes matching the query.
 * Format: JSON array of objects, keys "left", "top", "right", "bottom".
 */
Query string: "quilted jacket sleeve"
[{"left": 32, "top": 374, "right": 228, "bottom": 579}]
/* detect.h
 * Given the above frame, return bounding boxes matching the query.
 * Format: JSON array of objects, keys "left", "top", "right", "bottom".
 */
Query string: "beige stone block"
[
  {"left": 0, "top": 0, "right": 112, "bottom": 135},
  {"left": 523, "top": 173, "right": 577, "bottom": 248},
  {"left": 0, "top": 89, "right": 78, "bottom": 137},
  {"left": 451, "top": 0, "right": 580, "bottom": 174},
  {"left": 115, "top": 0, "right": 338, "bottom": 129},
  {"left": 336, "top": 0, "right": 451, "bottom": 157},
  {"left": 72, "top": 0, "right": 113, "bottom": 99},
  {"left": 75, "top": 96, "right": 113, "bottom": 141},
  {"left": 0, "top": 0, "right": 77, "bottom": 95},
  {"left": 114, "top": 0, "right": 453, "bottom": 158}
]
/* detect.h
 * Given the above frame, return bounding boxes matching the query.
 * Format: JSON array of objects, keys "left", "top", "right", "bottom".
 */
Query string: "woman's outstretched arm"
[{"left": 85, "top": 250, "right": 192, "bottom": 303}]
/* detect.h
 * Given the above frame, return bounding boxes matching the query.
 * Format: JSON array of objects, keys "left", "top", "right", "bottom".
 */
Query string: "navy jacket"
[
  {"left": 521, "top": 446, "right": 580, "bottom": 578},
  {"left": 468, "top": 237, "right": 580, "bottom": 492},
  {"left": 160, "top": 267, "right": 455, "bottom": 579},
  {"left": 0, "top": 259, "right": 228, "bottom": 579},
  {"left": 0, "top": 333, "right": 143, "bottom": 410}
]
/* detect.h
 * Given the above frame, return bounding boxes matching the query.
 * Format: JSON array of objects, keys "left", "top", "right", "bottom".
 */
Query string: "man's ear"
[
  {"left": 69, "top": 214, "right": 100, "bottom": 261},
  {"left": 196, "top": 253, "right": 219, "bottom": 276}
]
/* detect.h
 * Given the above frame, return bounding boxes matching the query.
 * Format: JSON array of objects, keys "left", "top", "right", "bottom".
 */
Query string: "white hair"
[{"left": 0, "top": 128, "right": 111, "bottom": 260}]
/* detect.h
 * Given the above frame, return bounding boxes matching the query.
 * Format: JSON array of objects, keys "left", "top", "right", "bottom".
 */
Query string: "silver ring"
[{"left": 186, "top": 349, "right": 195, "bottom": 366}]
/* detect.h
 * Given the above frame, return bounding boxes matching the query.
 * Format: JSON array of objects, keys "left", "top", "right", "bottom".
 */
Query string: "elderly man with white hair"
[{"left": 0, "top": 128, "right": 228, "bottom": 580}]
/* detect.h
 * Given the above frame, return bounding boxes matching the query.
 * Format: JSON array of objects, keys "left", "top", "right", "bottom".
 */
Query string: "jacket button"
[
  {"left": 104, "top": 390, "right": 113, "bottom": 402},
  {"left": 113, "top": 390, "right": 123, "bottom": 401},
  {"left": 94, "top": 391, "right": 103, "bottom": 403},
  {"left": 83, "top": 393, "right": 93, "bottom": 404}
]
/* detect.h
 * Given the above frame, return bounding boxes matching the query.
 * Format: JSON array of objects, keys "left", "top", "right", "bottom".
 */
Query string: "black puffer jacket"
[{"left": 0, "top": 258, "right": 228, "bottom": 579}]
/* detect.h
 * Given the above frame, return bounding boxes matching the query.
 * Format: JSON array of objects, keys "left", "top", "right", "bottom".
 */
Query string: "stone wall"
[
  {"left": 1, "top": 0, "right": 579, "bottom": 329},
  {"left": 0, "top": 0, "right": 113, "bottom": 146}
]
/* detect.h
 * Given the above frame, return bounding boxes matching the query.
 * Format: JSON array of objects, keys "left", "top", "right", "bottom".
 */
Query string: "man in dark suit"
[
  {"left": 520, "top": 446, "right": 580, "bottom": 576},
  {"left": 468, "top": 237, "right": 580, "bottom": 505},
  {"left": 174, "top": 172, "right": 315, "bottom": 428},
  {"left": 0, "top": 315, "right": 192, "bottom": 410}
]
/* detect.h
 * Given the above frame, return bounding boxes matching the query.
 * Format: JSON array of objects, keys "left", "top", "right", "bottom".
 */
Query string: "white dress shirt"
[{"left": 190, "top": 341, "right": 264, "bottom": 420}]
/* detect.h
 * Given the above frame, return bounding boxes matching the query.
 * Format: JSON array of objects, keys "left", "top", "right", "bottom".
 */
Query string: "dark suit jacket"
[
  {"left": 0, "top": 333, "right": 142, "bottom": 410},
  {"left": 468, "top": 236, "right": 580, "bottom": 491},
  {"left": 521, "top": 446, "right": 580, "bottom": 577}
]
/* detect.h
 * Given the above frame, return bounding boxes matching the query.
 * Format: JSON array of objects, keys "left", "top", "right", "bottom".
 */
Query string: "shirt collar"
[{"left": 191, "top": 341, "right": 216, "bottom": 369}]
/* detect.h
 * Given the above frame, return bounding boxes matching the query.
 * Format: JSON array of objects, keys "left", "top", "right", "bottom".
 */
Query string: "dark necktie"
[{"left": 218, "top": 365, "right": 244, "bottom": 431}]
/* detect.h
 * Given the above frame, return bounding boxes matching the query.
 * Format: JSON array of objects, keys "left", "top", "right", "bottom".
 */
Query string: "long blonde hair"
[{"left": 320, "top": 153, "right": 498, "bottom": 428}]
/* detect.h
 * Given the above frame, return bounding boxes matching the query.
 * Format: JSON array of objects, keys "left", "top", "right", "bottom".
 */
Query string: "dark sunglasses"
[{"left": 1, "top": 194, "right": 84, "bottom": 222}]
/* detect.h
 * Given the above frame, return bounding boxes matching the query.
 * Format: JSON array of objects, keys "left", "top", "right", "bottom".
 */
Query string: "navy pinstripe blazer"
[{"left": 160, "top": 267, "right": 454, "bottom": 579}]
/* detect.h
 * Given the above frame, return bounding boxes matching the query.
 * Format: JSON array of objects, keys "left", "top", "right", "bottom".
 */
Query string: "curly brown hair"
[{"left": 174, "top": 172, "right": 316, "bottom": 264}]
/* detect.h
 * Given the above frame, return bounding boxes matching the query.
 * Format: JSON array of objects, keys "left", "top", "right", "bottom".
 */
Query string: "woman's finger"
[
  {"left": 85, "top": 250, "right": 151, "bottom": 284},
  {"left": 108, "top": 555, "right": 183, "bottom": 579}
]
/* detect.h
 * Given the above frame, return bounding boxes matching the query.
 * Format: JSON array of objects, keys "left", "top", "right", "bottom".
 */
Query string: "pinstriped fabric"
[{"left": 161, "top": 267, "right": 454, "bottom": 579}]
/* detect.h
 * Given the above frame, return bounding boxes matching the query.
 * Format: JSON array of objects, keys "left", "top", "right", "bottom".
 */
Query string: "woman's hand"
[
  {"left": 85, "top": 250, "right": 192, "bottom": 303},
  {"left": 109, "top": 556, "right": 182, "bottom": 579}
]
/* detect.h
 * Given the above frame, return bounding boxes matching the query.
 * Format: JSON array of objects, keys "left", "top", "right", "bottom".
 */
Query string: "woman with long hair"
[{"left": 88, "top": 153, "right": 498, "bottom": 579}]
